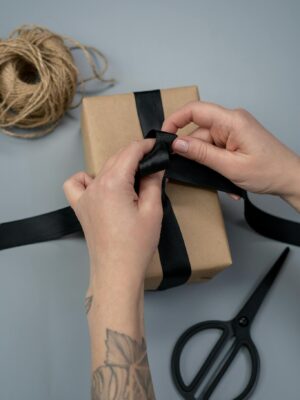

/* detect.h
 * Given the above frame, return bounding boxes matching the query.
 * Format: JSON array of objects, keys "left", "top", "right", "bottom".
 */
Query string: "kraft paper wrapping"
[{"left": 81, "top": 86, "right": 232, "bottom": 290}]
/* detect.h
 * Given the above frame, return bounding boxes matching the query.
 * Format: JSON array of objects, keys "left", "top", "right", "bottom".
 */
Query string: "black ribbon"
[
  {"left": 138, "top": 129, "right": 300, "bottom": 249},
  {"left": 167, "top": 153, "right": 300, "bottom": 246},
  {"left": 0, "top": 89, "right": 299, "bottom": 291},
  {"left": 134, "top": 91, "right": 192, "bottom": 289}
]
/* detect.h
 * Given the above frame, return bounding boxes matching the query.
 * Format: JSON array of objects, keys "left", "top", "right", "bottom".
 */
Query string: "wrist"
[
  {"left": 90, "top": 259, "right": 145, "bottom": 296},
  {"left": 90, "top": 279, "right": 144, "bottom": 319},
  {"left": 88, "top": 248, "right": 149, "bottom": 284},
  {"left": 281, "top": 155, "right": 300, "bottom": 212},
  {"left": 88, "top": 260, "right": 145, "bottom": 326}
]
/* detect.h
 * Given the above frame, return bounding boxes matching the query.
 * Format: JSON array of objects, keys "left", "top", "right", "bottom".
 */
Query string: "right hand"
[{"left": 162, "top": 102, "right": 300, "bottom": 210}]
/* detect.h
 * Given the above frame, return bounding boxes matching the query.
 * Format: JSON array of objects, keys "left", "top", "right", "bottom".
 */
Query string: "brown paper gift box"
[{"left": 81, "top": 85, "right": 232, "bottom": 290}]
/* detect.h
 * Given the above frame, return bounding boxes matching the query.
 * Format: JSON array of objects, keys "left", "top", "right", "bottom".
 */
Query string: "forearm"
[{"left": 86, "top": 264, "right": 156, "bottom": 400}]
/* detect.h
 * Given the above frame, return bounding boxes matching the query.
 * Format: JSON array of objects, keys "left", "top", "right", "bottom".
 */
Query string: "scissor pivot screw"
[{"left": 238, "top": 316, "right": 249, "bottom": 327}]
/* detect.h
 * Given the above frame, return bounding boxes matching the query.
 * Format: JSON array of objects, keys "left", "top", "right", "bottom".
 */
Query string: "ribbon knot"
[{"left": 138, "top": 130, "right": 177, "bottom": 177}]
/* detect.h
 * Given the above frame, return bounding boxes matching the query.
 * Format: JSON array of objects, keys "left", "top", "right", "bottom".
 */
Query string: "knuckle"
[
  {"left": 232, "top": 108, "right": 251, "bottom": 125},
  {"left": 143, "top": 202, "right": 163, "bottom": 219},
  {"left": 191, "top": 141, "right": 208, "bottom": 163},
  {"left": 98, "top": 174, "right": 118, "bottom": 192},
  {"left": 181, "top": 100, "right": 201, "bottom": 116},
  {"left": 75, "top": 170, "right": 85, "bottom": 178},
  {"left": 74, "top": 171, "right": 85, "bottom": 180},
  {"left": 62, "top": 178, "right": 71, "bottom": 191},
  {"left": 62, "top": 171, "right": 85, "bottom": 190},
  {"left": 120, "top": 140, "right": 141, "bottom": 155},
  {"left": 130, "top": 139, "right": 140, "bottom": 147},
  {"left": 185, "top": 100, "right": 199, "bottom": 109},
  {"left": 233, "top": 107, "right": 248, "bottom": 117}
]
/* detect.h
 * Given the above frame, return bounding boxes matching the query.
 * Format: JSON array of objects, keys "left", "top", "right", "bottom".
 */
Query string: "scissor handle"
[{"left": 171, "top": 320, "right": 260, "bottom": 400}]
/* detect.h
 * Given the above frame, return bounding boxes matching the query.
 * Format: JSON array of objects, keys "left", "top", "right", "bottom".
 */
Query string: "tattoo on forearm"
[
  {"left": 92, "top": 329, "right": 155, "bottom": 400},
  {"left": 85, "top": 296, "right": 93, "bottom": 314}
]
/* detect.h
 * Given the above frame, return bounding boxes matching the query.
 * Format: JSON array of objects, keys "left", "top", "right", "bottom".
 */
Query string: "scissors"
[{"left": 171, "top": 247, "right": 290, "bottom": 400}]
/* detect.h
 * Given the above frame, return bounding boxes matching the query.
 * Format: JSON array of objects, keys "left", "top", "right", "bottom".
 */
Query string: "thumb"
[
  {"left": 172, "top": 136, "right": 232, "bottom": 177},
  {"left": 63, "top": 171, "right": 93, "bottom": 210}
]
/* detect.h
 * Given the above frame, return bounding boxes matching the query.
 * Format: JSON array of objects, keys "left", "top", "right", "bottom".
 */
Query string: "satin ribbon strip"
[
  {"left": 134, "top": 90, "right": 192, "bottom": 289},
  {"left": 0, "top": 89, "right": 299, "bottom": 291},
  {"left": 0, "top": 207, "right": 81, "bottom": 251},
  {"left": 167, "top": 153, "right": 300, "bottom": 246}
]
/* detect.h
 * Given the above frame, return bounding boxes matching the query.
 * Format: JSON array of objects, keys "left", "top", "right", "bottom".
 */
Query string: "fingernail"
[
  {"left": 229, "top": 194, "right": 241, "bottom": 201},
  {"left": 173, "top": 139, "right": 189, "bottom": 153}
]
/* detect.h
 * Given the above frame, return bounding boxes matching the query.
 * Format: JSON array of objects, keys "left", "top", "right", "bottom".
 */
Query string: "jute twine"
[{"left": 0, "top": 25, "right": 115, "bottom": 138}]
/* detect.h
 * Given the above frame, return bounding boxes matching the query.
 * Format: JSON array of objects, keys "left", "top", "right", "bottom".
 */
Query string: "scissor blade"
[{"left": 235, "top": 247, "right": 290, "bottom": 324}]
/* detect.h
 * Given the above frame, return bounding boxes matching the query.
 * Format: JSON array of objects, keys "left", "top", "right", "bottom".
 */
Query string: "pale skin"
[{"left": 63, "top": 102, "right": 300, "bottom": 399}]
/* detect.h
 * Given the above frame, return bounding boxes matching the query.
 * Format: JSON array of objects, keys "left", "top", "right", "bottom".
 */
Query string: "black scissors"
[{"left": 171, "top": 247, "right": 290, "bottom": 400}]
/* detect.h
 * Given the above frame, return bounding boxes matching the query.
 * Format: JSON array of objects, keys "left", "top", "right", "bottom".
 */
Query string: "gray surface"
[{"left": 0, "top": 1, "right": 300, "bottom": 399}]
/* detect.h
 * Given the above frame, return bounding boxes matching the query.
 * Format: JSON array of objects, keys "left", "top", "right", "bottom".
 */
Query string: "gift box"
[{"left": 81, "top": 86, "right": 232, "bottom": 290}]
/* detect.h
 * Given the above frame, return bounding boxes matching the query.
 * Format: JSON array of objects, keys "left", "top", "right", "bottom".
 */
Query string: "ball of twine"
[{"left": 0, "top": 25, "right": 115, "bottom": 138}]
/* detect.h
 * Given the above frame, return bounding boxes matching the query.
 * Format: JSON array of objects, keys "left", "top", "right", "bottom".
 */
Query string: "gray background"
[{"left": 0, "top": 0, "right": 300, "bottom": 399}]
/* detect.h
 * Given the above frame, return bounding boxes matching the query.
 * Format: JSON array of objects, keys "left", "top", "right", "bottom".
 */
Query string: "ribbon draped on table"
[{"left": 0, "top": 90, "right": 299, "bottom": 290}]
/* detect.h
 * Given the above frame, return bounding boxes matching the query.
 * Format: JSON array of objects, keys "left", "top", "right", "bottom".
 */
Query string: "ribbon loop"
[{"left": 139, "top": 130, "right": 177, "bottom": 177}]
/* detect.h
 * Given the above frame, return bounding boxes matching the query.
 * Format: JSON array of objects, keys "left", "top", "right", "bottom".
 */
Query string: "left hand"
[{"left": 63, "top": 139, "right": 163, "bottom": 290}]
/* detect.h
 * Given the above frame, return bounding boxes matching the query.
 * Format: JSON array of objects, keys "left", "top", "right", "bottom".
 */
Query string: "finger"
[
  {"left": 172, "top": 136, "right": 233, "bottom": 176},
  {"left": 112, "top": 139, "right": 156, "bottom": 179},
  {"left": 189, "top": 127, "right": 213, "bottom": 143},
  {"left": 99, "top": 146, "right": 125, "bottom": 176},
  {"left": 228, "top": 193, "right": 241, "bottom": 200},
  {"left": 162, "top": 101, "right": 231, "bottom": 133},
  {"left": 139, "top": 171, "right": 164, "bottom": 212},
  {"left": 63, "top": 171, "right": 93, "bottom": 209}
]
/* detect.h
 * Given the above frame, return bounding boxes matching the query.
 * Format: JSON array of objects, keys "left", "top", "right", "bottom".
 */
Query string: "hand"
[
  {"left": 63, "top": 139, "right": 163, "bottom": 291},
  {"left": 163, "top": 102, "right": 300, "bottom": 210},
  {"left": 64, "top": 141, "right": 160, "bottom": 394}
]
